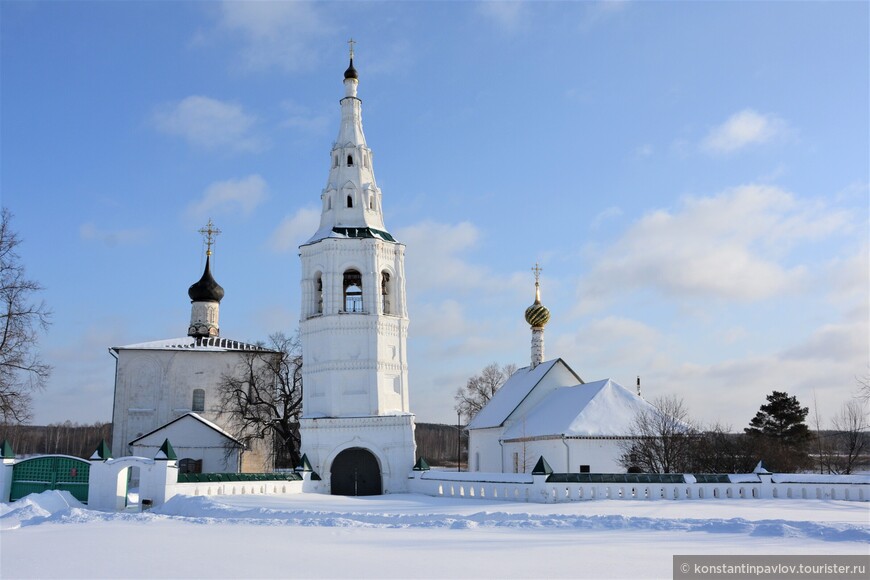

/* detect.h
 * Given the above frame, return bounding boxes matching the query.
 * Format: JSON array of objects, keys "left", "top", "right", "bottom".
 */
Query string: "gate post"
[{"left": 0, "top": 441, "right": 15, "bottom": 503}]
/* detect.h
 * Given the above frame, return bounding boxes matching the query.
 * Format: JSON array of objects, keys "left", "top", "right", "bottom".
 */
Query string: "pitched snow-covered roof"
[
  {"left": 501, "top": 378, "right": 655, "bottom": 439},
  {"left": 467, "top": 359, "right": 581, "bottom": 430},
  {"left": 129, "top": 412, "right": 243, "bottom": 447},
  {"left": 111, "top": 335, "right": 271, "bottom": 353}
]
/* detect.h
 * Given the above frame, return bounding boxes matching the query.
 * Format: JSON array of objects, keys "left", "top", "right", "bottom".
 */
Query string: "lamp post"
[{"left": 457, "top": 410, "right": 461, "bottom": 472}]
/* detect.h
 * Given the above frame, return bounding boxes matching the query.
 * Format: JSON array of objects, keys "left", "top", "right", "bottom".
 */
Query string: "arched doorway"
[{"left": 331, "top": 448, "right": 381, "bottom": 496}]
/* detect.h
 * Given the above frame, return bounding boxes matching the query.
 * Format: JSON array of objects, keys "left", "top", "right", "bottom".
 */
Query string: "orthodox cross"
[
  {"left": 531, "top": 262, "right": 543, "bottom": 284},
  {"left": 348, "top": 38, "right": 356, "bottom": 60},
  {"left": 198, "top": 219, "right": 221, "bottom": 257}
]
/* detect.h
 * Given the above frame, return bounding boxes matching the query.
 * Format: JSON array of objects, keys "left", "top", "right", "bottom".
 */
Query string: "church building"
[
  {"left": 109, "top": 223, "right": 277, "bottom": 473},
  {"left": 467, "top": 269, "right": 656, "bottom": 474},
  {"left": 297, "top": 48, "right": 416, "bottom": 495}
]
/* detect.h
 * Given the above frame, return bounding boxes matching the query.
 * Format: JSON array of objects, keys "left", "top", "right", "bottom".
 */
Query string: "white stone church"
[{"left": 109, "top": 48, "right": 647, "bottom": 493}]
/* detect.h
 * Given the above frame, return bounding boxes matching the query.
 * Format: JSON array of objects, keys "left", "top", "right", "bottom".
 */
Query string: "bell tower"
[{"left": 298, "top": 44, "right": 415, "bottom": 495}]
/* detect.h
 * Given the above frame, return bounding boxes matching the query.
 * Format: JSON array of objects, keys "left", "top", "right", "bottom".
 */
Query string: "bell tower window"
[
  {"left": 381, "top": 271, "right": 391, "bottom": 314},
  {"left": 315, "top": 274, "right": 323, "bottom": 314},
  {"left": 347, "top": 154, "right": 353, "bottom": 166},
  {"left": 343, "top": 269, "right": 363, "bottom": 313},
  {"left": 346, "top": 194, "right": 353, "bottom": 208}
]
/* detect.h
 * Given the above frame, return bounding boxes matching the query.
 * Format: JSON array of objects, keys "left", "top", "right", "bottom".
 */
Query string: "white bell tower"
[{"left": 298, "top": 44, "right": 416, "bottom": 495}]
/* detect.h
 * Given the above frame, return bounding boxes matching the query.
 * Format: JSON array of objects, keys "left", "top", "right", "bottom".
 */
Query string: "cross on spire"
[
  {"left": 348, "top": 38, "right": 356, "bottom": 60},
  {"left": 198, "top": 219, "right": 221, "bottom": 257},
  {"left": 531, "top": 262, "right": 543, "bottom": 285}
]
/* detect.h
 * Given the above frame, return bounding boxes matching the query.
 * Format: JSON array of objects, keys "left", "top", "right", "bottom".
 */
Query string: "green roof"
[
  {"left": 332, "top": 226, "right": 396, "bottom": 242},
  {"left": 90, "top": 439, "right": 113, "bottom": 461},
  {"left": 296, "top": 453, "right": 313, "bottom": 472},
  {"left": 531, "top": 456, "right": 553, "bottom": 475},
  {"left": 413, "top": 458, "right": 431, "bottom": 471},
  {"left": 546, "top": 473, "right": 687, "bottom": 484},
  {"left": 1, "top": 440, "right": 14, "bottom": 459},
  {"left": 693, "top": 474, "right": 730, "bottom": 484},
  {"left": 155, "top": 438, "right": 177, "bottom": 460}
]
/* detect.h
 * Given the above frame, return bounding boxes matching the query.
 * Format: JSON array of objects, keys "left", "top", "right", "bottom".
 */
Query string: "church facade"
[
  {"left": 109, "top": 229, "right": 277, "bottom": 473},
  {"left": 297, "top": 51, "right": 416, "bottom": 495},
  {"left": 467, "top": 273, "right": 656, "bottom": 474}
]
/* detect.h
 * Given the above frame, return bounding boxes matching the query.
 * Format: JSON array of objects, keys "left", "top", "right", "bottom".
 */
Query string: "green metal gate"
[{"left": 10, "top": 456, "right": 91, "bottom": 503}]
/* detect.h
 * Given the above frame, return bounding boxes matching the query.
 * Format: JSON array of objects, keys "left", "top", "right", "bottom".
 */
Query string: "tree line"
[
  {"left": 0, "top": 421, "right": 112, "bottom": 458},
  {"left": 620, "top": 390, "right": 868, "bottom": 474}
]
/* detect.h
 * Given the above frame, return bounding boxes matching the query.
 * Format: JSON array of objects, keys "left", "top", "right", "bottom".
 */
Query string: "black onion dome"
[
  {"left": 344, "top": 57, "right": 358, "bottom": 80},
  {"left": 188, "top": 256, "right": 224, "bottom": 303}
]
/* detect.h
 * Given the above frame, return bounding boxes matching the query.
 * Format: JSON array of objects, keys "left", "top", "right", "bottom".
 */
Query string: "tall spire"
[
  {"left": 305, "top": 42, "right": 393, "bottom": 245},
  {"left": 188, "top": 220, "right": 224, "bottom": 338},
  {"left": 524, "top": 263, "right": 550, "bottom": 368}
]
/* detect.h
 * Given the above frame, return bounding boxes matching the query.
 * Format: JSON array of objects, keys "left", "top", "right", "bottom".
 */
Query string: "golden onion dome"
[{"left": 524, "top": 282, "right": 550, "bottom": 328}]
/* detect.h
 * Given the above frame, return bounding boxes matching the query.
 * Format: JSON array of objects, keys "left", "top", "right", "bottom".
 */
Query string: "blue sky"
[{"left": 2, "top": 1, "right": 867, "bottom": 430}]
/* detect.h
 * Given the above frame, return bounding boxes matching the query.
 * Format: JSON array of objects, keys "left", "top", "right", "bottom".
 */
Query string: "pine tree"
[{"left": 744, "top": 390, "right": 812, "bottom": 472}]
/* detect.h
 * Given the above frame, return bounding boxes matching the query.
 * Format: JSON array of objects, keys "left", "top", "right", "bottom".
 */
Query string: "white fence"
[{"left": 407, "top": 470, "right": 870, "bottom": 503}]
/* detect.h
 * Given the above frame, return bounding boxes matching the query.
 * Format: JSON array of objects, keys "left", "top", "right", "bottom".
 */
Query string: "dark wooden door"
[{"left": 330, "top": 448, "right": 381, "bottom": 496}]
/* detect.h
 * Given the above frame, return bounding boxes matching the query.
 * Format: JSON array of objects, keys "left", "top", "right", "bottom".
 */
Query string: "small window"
[
  {"left": 333, "top": 155, "right": 338, "bottom": 168},
  {"left": 369, "top": 195, "right": 374, "bottom": 210},
  {"left": 179, "top": 458, "right": 203, "bottom": 474},
  {"left": 192, "top": 389, "right": 205, "bottom": 412},
  {"left": 512, "top": 452, "right": 519, "bottom": 474},
  {"left": 347, "top": 154, "right": 353, "bottom": 166},
  {"left": 347, "top": 195, "right": 353, "bottom": 208},
  {"left": 327, "top": 196, "right": 332, "bottom": 210},
  {"left": 579, "top": 465, "right": 591, "bottom": 473}
]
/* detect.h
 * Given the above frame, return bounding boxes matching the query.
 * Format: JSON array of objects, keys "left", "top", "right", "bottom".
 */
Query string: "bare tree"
[
  {"left": 829, "top": 399, "right": 869, "bottom": 474},
  {"left": 857, "top": 373, "right": 870, "bottom": 402},
  {"left": 454, "top": 362, "right": 517, "bottom": 424},
  {"left": 215, "top": 332, "right": 303, "bottom": 469},
  {"left": 0, "top": 208, "right": 51, "bottom": 424},
  {"left": 690, "top": 422, "right": 757, "bottom": 474},
  {"left": 619, "top": 395, "right": 697, "bottom": 474}
]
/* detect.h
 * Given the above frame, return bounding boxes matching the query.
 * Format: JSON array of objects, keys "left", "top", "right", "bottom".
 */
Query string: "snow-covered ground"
[{"left": 2, "top": 491, "right": 868, "bottom": 579}]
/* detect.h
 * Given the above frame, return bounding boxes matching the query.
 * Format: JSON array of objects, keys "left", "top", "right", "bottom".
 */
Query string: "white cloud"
[
  {"left": 580, "top": 185, "right": 852, "bottom": 306},
  {"left": 79, "top": 223, "right": 148, "bottom": 246},
  {"left": 153, "top": 96, "right": 262, "bottom": 152},
  {"left": 579, "top": 1, "right": 630, "bottom": 32},
  {"left": 268, "top": 207, "right": 321, "bottom": 253},
  {"left": 653, "top": 316, "right": 868, "bottom": 428},
  {"left": 702, "top": 109, "right": 788, "bottom": 154},
  {"left": 591, "top": 206, "right": 623, "bottom": 229},
  {"left": 635, "top": 144, "right": 653, "bottom": 158},
  {"left": 477, "top": 1, "right": 526, "bottom": 32},
  {"left": 188, "top": 175, "right": 269, "bottom": 220},
  {"left": 552, "top": 316, "right": 670, "bottom": 375},
  {"left": 280, "top": 100, "right": 330, "bottom": 134},
  {"left": 215, "top": 1, "right": 335, "bottom": 73},
  {"left": 397, "top": 221, "right": 489, "bottom": 293}
]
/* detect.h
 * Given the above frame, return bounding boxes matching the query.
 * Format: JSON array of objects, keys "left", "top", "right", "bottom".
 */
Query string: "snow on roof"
[
  {"left": 466, "top": 359, "right": 560, "bottom": 430},
  {"left": 129, "top": 412, "right": 243, "bottom": 447},
  {"left": 501, "top": 378, "right": 655, "bottom": 439},
  {"left": 304, "top": 225, "right": 397, "bottom": 246},
  {"left": 112, "top": 335, "right": 269, "bottom": 352}
]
